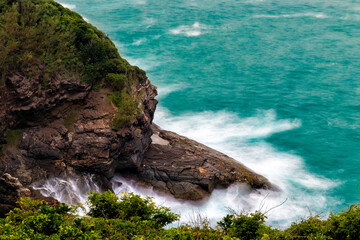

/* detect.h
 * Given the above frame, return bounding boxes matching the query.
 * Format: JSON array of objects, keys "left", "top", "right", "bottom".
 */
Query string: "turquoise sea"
[{"left": 57, "top": 0, "right": 360, "bottom": 226}]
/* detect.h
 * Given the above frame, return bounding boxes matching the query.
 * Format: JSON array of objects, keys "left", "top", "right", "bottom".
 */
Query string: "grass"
[
  {"left": 1, "top": 129, "right": 23, "bottom": 153},
  {"left": 64, "top": 113, "right": 78, "bottom": 132}
]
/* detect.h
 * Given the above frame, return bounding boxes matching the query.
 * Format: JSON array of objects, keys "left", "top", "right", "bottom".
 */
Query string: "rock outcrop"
[
  {"left": 0, "top": 71, "right": 157, "bottom": 213},
  {"left": 0, "top": 173, "right": 57, "bottom": 217},
  {"left": 137, "top": 125, "right": 273, "bottom": 200}
]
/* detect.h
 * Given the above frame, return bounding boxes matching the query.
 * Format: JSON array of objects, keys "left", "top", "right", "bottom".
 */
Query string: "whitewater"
[{"left": 41, "top": 0, "right": 360, "bottom": 227}]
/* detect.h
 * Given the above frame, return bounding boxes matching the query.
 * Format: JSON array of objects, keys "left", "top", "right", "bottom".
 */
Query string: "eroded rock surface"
[
  {"left": 139, "top": 125, "right": 274, "bottom": 200},
  {"left": 0, "top": 72, "right": 157, "bottom": 212}
]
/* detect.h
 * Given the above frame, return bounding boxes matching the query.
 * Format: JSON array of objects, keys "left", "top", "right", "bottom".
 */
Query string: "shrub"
[
  {"left": 4, "top": 197, "right": 74, "bottom": 237},
  {"left": 87, "top": 190, "right": 121, "bottom": 219},
  {"left": 0, "top": 194, "right": 359, "bottom": 239},
  {"left": 0, "top": 0, "right": 136, "bottom": 88},
  {"left": 111, "top": 89, "right": 142, "bottom": 129},
  {"left": 326, "top": 204, "right": 360, "bottom": 240},
  {"left": 285, "top": 216, "right": 328, "bottom": 239},
  {"left": 87, "top": 191, "right": 179, "bottom": 228},
  {"left": 218, "top": 212, "right": 267, "bottom": 240},
  {"left": 105, "top": 73, "right": 127, "bottom": 91}
]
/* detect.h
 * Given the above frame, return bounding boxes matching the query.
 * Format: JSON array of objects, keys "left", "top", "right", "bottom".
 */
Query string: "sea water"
[{"left": 53, "top": 0, "right": 360, "bottom": 227}]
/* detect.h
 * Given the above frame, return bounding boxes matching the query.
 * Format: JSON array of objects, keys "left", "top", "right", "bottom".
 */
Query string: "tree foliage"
[
  {"left": 0, "top": 191, "right": 359, "bottom": 239},
  {"left": 0, "top": 0, "right": 144, "bottom": 128},
  {"left": 87, "top": 190, "right": 179, "bottom": 228},
  {"left": 0, "top": 0, "right": 133, "bottom": 86}
]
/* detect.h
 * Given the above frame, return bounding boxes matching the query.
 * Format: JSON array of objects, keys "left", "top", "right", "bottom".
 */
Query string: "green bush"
[
  {"left": 0, "top": 193, "right": 359, "bottom": 239},
  {"left": 111, "top": 89, "right": 142, "bottom": 129},
  {"left": 0, "top": 0, "right": 148, "bottom": 131},
  {"left": 218, "top": 212, "right": 267, "bottom": 240},
  {"left": 105, "top": 73, "right": 127, "bottom": 91},
  {"left": 87, "top": 190, "right": 121, "bottom": 219},
  {"left": 326, "top": 204, "right": 360, "bottom": 240},
  {"left": 285, "top": 216, "right": 327, "bottom": 239},
  {"left": 3, "top": 197, "right": 76, "bottom": 238},
  {"left": 87, "top": 190, "right": 179, "bottom": 228},
  {"left": 0, "top": 0, "right": 134, "bottom": 87}
]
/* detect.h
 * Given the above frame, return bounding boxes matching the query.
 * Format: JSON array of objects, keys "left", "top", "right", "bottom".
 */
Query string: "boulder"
[{"left": 139, "top": 125, "right": 274, "bottom": 200}]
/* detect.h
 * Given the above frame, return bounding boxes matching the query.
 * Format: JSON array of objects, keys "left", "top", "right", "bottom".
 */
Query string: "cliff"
[{"left": 0, "top": 0, "right": 273, "bottom": 216}]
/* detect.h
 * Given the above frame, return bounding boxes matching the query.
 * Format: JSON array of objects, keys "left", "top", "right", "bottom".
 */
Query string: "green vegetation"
[
  {"left": 0, "top": 0, "right": 144, "bottom": 128},
  {"left": 64, "top": 112, "right": 78, "bottom": 132},
  {"left": 1, "top": 129, "right": 23, "bottom": 152},
  {"left": 0, "top": 191, "right": 359, "bottom": 239},
  {"left": 111, "top": 89, "right": 143, "bottom": 129},
  {"left": 87, "top": 191, "right": 178, "bottom": 228},
  {"left": 218, "top": 212, "right": 267, "bottom": 240}
]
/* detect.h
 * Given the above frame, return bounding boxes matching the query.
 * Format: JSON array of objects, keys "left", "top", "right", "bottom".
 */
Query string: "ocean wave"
[
  {"left": 254, "top": 12, "right": 328, "bottom": 19},
  {"left": 155, "top": 107, "right": 301, "bottom": 142},
  {"left": 153, "top": 106, "right": 340, "bottom": 226},
  {"left": 156, "top": 84, "right": 186, "bottom": 99},
  {"left": 133, "top": 0, "right": 147, "bottom": 5},
  {"left": 121, "top": 0, "right": 147, "bottom": 5},
  {"left": 143, "top": 17, "right": 157, "bottom": 28},
  {"left": 170, "top": 22, "right": 207, "bottom": 37},
  {"left": 132, "top": 38, "right": 147, "bottom": 46}
]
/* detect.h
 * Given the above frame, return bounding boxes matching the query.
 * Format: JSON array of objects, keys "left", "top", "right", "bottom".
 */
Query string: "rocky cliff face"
[{"left": 0, "top": 71, "right": 157, "bottom": 216}]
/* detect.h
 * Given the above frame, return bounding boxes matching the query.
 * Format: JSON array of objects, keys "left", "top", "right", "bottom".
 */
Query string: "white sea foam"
[
  {"left": 143, "top": 17, "right": 157, "bottom": 28},
  {"left": 246, "top": 0, "right": 266, "bottom": 3},
  {"left": 155, "top": 107, "right": 300, "bottom": 142},
  {"left": 156, "top": 84, "right": 186, "bottom": 99},
  {"left": 124, "top": 55, "right": 160, "bottom": 71},
  {"left": 153, "top": 105, "right": 340, "bottom": 226},
  {"left": 170, "top": 22, "right": 207, "bottom": 37},
  {"left": 132, "top": 38, "right": 147, "bottom": 46},
  {"left": 120, "top": 0, "right": 147, "bottom": 5},
  {"left": 134, "top": 0, "right": 147, "bottom": 5},
  {"left": 254, "top": 13, "right": 328, "bottom": 19},
  {"left": 57, "top": 2, "right": 76, "bottom": 10},
  {"left": 32, "top": 174, "right": 100, "bottom": 206}
]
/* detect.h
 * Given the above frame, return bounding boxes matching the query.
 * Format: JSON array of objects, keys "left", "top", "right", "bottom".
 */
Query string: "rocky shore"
[
  {"left": 0, "top": 70, "right": 274, "bottom": 216},
  {"left": 0, "top": 0, "right": 275, "bottom": 217},
  {"left": 139, "top": 124, "right": 273, "bottom": 200}
]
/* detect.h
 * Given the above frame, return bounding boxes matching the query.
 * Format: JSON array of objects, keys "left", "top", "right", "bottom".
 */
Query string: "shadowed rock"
[
  {"left": 138, "top": 125, "right": 275, "bottom": 200},
  {"left": 0, "top": 71, "right": 157, "bottom": 213}
]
